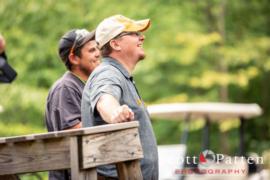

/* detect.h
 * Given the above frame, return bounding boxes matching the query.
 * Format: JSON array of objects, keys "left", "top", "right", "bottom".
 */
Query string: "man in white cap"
[{"left": 81, "top": 15, "right": 158, "bottom": 179}]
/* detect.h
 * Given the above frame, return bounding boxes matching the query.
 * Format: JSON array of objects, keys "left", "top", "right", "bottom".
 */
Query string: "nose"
[
  {"left": 95, "top": 48, "right": 100, "bottom": 57},
  {"left": 139, "top": 34, "right": 145, "bottom": 41}
]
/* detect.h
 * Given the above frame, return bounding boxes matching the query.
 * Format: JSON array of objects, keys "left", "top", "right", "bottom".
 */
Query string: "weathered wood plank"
[
  {"left": 70, "top": 137, "right": 97, "bottom": 180},
  {"left": 81, "top": 128, "right": 143, "bottom": 169},
  {"left": 0, "top": 122, "right": 143, "bottom": 178},
  {"left": 80, "top": 168, "right": 97, "bottom": 180},
  {"left": 0, "top": 138, "right": 70, "bottom": 175},
  {"left": 0, "top": 121, "right": 139, "bottom": 144},
  {"left": 116, "top": 160, "right": 143, "bottom": 180},
  {"left": 70, "top": 136, "right": 82, "bottom": 180}
]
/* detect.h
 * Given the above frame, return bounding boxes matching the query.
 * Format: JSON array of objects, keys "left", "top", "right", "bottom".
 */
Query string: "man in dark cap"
[{"left": 45, "top": 28, "right": 100, "bottom": 180}]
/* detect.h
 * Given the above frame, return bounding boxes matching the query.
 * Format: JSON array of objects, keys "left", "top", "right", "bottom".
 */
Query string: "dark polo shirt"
[
  {"left": 46, "top": 71, "right": 83, "bottom": 131},
  {"left": 81, "top": 57, "right": 159, "bottom": 180}
]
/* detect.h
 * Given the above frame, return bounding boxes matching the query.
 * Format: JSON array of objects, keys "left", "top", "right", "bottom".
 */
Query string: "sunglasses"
[
  {"left": 116, "top": 31, "right": 142, "bottom": 39},
  {"left": 69, "top": 29, "right": 90, "bottom": 55}
]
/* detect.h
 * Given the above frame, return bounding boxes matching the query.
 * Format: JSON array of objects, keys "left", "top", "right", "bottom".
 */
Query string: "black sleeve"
[
  {"left": 0, "top": 51, "right": 7, "bottom": 59},
  {"left": 0, "top": 51, "right": 17, "bottom": 83}
]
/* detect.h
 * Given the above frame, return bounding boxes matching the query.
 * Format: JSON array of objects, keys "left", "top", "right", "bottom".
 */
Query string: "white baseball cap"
[{"left": 96, "top": 14, "right": 151, "bottom": 48}]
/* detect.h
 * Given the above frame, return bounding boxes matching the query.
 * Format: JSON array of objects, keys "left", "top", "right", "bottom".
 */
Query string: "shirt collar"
[
  {"left": 68, "top": 71, "right": 86, "bottom": 84},
  {"left": 103, "top": 57, "right": 131, "bottom": 79}
]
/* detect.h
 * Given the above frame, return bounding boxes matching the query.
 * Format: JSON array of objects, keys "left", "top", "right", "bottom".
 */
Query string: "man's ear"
[
  {"left": 68, "top": 53, "right": 80, "bottom": 66},
  {"left": 110, "top": 40, "right": 121, "bottom": 51}
]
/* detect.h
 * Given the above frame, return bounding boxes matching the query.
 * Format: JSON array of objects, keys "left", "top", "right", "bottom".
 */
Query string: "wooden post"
[
  {"left": 70, "top": 136, "right": 97, "bottom": 180},
  {"left": 116, "top": 160, "right": 142, "bottom": 180}
]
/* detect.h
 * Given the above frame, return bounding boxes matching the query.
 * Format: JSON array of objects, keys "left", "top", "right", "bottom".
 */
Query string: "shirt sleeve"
[
  {"left": 54, "top": 86, "right": 81, "bottom": 130},
  {"left": 89, "top": 69, "right": 122, "bottom": 114}
]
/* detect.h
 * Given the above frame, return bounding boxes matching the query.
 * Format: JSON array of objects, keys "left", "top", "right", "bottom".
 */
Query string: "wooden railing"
[{"left": 0, "top": 121, "right": 143, "bottom": 180}]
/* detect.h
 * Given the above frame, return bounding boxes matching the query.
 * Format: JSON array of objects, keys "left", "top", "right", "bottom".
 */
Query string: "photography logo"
[
  {"left": 175, "top": 149, "right": 263, "bottom": 175},
  {"left": 199, "top": 149, "right": 216, "bottom": 166}
]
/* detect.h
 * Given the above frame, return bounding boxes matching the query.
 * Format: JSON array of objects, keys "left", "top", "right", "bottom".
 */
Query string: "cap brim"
[
  {"left": 80, "top": 30, "right": 96, "bottom": 46},
  {"left": 124, "top": 19, "right": 151, "bottom": 32}
]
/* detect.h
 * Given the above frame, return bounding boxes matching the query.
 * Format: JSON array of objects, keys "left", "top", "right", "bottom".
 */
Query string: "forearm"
[
  {"left": 96, "top": 94, "right": 134, "bottom": 123},
  {"left": 96, "top": 94, "right": 121, "bottom": 123}
]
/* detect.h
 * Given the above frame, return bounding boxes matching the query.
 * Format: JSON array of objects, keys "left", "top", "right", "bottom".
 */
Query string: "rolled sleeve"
[
  {"left": 89, "top": 70, "right": 122, "bottom": 114},
  {"left": 56, "top": 87, "right": 81, "bottom": 129}
]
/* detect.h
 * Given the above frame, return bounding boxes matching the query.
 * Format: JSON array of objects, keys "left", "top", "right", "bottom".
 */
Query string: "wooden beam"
[
  {"left": 0, "top": 122, "right": 143, "bottom": 178},
  {"left": 116, "top": 160, "right": 142, "bottom": 180},
  {"left": 0, "top": 121, "right": 139, "bottom": 144},
  {"left": 0, "top": 138, "right": 70, "bottom": 175},
  {"left": 81, "top": 128, "right": 143, "bottom": 169},
  {"left": 70, "top": 137, "right": 97, "bottom": 180}
]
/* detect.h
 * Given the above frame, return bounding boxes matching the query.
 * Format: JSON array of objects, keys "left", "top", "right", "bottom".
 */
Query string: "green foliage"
[
  {"left": 0, "top": 83, "right": 47, "bottom": 136},
  {"left": 20, "top": 172, "right": 48, "bottom": 180}
]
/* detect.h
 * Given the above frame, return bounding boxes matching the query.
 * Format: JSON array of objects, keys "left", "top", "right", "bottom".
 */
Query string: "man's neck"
[
  {"left": 109, "top": 54, "right": 136, "bottom": 75},
  {"left": 70, "top": 69, "right": 87, "bottom": 82}
]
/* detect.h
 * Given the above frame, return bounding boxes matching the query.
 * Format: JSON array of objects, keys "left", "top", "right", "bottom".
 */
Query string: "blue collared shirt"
[{"left": 81, "top": 57, "right": 159, "bottom": 180}]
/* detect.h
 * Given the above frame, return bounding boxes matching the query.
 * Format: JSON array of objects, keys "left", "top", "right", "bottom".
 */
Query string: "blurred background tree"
[{"left": 0, "top": 0, "right": 269, "bottom": 178}]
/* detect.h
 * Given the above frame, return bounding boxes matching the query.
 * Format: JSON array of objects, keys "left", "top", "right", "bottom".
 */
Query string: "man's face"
[
  {"left": 0, "top": 35, "right": 6, "bottom": 54},
  {"left": 78, "top": 40, "right": 100, "bottom": 77},
  {"left": 117, "top": 32, "right": 146, "bottom": 61}
]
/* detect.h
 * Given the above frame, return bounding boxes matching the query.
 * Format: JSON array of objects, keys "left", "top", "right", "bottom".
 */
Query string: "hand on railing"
[{"left": 110, "top": 104, "right": 135, "bottom": 123}]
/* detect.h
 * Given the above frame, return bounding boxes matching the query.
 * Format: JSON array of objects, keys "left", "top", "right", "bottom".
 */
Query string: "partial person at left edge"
[
  {"left": 0, "top": 33, "right": 19, "bottom": 180},
  {"left": 45, "top": 29, "right": 100, "bottom": 180},
  {"left": 0, "top": 33, "right": 17, "bottom": 83}
]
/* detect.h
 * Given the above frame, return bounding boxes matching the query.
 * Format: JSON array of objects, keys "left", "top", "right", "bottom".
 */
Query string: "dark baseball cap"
[{"left": 58, "top": 29, "right": 95, "bottom": 65}]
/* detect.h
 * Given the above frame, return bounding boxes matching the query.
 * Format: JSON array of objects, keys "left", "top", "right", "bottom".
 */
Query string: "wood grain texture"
[
  {"left": 0, "top": 122, "right": 142, "bottom": 178},
  {"left": 70, "top": 137, "right": 97, "bottom": 180},
  {"left": 0, "top": 138, "right": 70, "bottom": 175},
  {"left": 79, "top": 168, "right": 97, "bottom": 180},
  {"left": 0, "top": 121, "right": 139, "bottom": 144},
  {"left": 81, "top": 128, "right": 143, "bottom": 169},
  {"left": 70, "top": 136, "right": 81, "bottom": 180},
  {"left": 116, "top": 160, "right": 143, "bottom": 180}
]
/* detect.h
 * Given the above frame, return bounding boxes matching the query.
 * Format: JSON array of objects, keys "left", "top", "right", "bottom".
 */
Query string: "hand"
[
  {"left": 111, "top": 105, "right": 135, "bottom": 123},
  {"left": 0, "top": 34, "right": 6, "bottom": 54}
]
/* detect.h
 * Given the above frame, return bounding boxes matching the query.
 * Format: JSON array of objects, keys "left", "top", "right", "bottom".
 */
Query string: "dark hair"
[
  {"left": 101, "top": 41, "right": 113, "bottom": 57},
  {"left": 65, "top": 46, "right": 82, "bottom": 70},
  {"left": 59, "top": 44, "right": 83, "bottom": 70}
]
